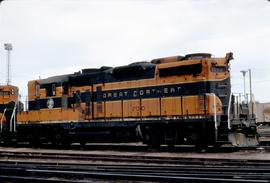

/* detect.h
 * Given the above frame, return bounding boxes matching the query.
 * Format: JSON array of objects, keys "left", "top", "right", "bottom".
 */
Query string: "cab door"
[
  {"left": 84, "top": 90, "right": 92, "bottom": 120},
  {"left": 94, "top": 85, "right": 104, "bottom": 119}
]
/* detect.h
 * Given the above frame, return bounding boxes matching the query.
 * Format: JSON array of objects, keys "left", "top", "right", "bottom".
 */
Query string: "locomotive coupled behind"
[{"left": 0, "top": 52, "right": 258, "bottom": 147}]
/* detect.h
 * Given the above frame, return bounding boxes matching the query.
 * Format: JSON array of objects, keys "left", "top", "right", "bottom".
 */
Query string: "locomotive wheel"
[
  {"left": 147, "top": 142, "right": 161, "bottom": 148},
  {"left": 2, "top": 136, "right": 12, "bottom": 146},
  {"left": 144, "top": 132, "right": 161, "bottom": 148},
  {"left": 80, "top": 141, "right": 86, "bottom": 147},
  {"left": 140, "top": 124, "right": 163, "bottom": 148},
  {"left": 167, "top": 143, "right": 175, "bottom": 149},
  {"left": 61, "top": 140, "right": 71, "bottom": 147},
  {"left": 54, "top": 133, "right": 70, "bottom": 147},
  {"left": 1, "top": 132, "right": 10, "bottom": 146},
  {"left": 29, "top": 135, "right": 40, "bottom": 148},
  {"left": 2, "top": 132, "right": 17, "bottom": 147},
  {"left": 50, "top": 134, "right": 60, "bottom": 146},
  {"left": 195, "top": 143, "right": 208, "bottom": 150},
  {"left": 60, "top": 133, "right": 71, "bottom": 147},
  {"left": 195, "top": 132, "right": 209, "bottom": 150},
  {"left": 213, "top": 142, "right": 223, "bottom": 148}
]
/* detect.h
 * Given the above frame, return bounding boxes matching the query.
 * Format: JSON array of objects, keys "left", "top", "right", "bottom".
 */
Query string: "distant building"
[{"left": 255, "top": 102, "right": 270, "bottom": 123}]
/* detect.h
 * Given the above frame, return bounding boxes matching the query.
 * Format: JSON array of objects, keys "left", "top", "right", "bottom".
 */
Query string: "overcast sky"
[{"left": 0, "top": 0, "right": 269, "bottom": 102}]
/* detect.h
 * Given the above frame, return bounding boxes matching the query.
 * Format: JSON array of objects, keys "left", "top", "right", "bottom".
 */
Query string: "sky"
[{"left": 0, "top": 0, "right": 269, "bottom": 103}]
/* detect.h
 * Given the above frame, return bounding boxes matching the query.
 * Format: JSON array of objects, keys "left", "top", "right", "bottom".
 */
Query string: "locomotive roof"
[
  {"left": 36, "top": 52, "right": 228, "bottom": 85},
  {"left": 67, "top": 61, "right": 156, "bottom": 86},
  {"left": 39, "top": 74, "right": 71, "bottom": 85}
]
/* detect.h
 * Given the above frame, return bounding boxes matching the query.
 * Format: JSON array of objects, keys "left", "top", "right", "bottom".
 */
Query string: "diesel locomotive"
[{"left": 0, "top": 52, "right": 258, "bottom": 147}]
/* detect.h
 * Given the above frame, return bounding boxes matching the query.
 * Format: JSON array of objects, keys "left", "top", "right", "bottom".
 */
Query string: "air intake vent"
[
  {"left": 185, "top": 53, "right": 212, "bottom": 60},
  {"left": 151, "top": 56, "right": 184, "bottom": 64}
]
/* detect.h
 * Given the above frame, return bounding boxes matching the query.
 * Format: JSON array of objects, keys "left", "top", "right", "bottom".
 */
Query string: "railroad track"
[
  {"left": 1, "top": 163, "right": 269, "bottom": 183},
  {"left": 2, "top": 142, "right": 270, "bottom": 153},
  {"left": 0, "top": 149, "right": 269, "bottom": 166},
  {"left": 1, "top": 148, "right": 270, "bottom": 182}
]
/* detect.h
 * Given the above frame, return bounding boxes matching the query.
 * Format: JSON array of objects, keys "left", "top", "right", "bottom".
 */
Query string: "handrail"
[
  {"left": 206, "top": 93, "right": 218, "bottom": 141},
  {"left": 227, "top": 92, "right": 233, "bottom": 130},
  {"left": 10, "top": 103, "right": 17, "bottom": 132},
  {"left": 213, "top": 94, "right": 217, "bottom": 130},
  {"left": 0, "top": 109, "right": 7, "bottom": 133},
  {"left": 206, "top": 93, "right": 217, "bottom": 129}
]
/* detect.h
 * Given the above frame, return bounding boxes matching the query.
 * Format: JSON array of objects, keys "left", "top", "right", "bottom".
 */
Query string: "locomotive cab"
[{"left": 17, "top": 75, "right": 83, "bottom": 124}]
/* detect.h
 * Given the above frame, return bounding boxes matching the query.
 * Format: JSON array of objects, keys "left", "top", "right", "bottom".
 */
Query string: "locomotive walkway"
[{"left": 0, "top": 146, "right": 270, "bottom": 182}]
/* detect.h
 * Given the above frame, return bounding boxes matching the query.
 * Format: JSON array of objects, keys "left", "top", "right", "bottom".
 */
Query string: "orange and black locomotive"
[{"left": 0, "top": 52, "right": 258, "bottom": 147}]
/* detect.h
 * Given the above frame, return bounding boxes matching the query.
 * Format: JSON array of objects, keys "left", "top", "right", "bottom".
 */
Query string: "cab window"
[
  {"left": 46, "top": 83, "right": 56, "bottom": 96},
  {"left": 211, "top": 65, "right": 227, "bottom": 72}
]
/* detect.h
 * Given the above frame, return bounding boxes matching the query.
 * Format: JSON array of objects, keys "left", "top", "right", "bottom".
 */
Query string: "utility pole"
[
  {"left": 0, "top": 0, "right": 4, "bottom": 85},
  {"left": 249, "top": 69, "right": 253, "bottom": 102},
  {"left": 4, "top": 43, "right": 12, "bottom": 85},
  {"left": 249, "top": 69, "right": 254, "bottom": 117},
  {"left": 240, "top": 70, "right": 248, "bottom": 103}
]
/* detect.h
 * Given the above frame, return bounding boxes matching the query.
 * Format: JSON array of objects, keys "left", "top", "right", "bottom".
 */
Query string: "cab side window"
[
  {"left": 46, "top": 83, "right": 56, "bottom": 97},
  {"left": 35, "top": 84, "right": 40, "bottom": 97},
  {"left": 211, "top": 65, "right": 227, "bottom": 72}
]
